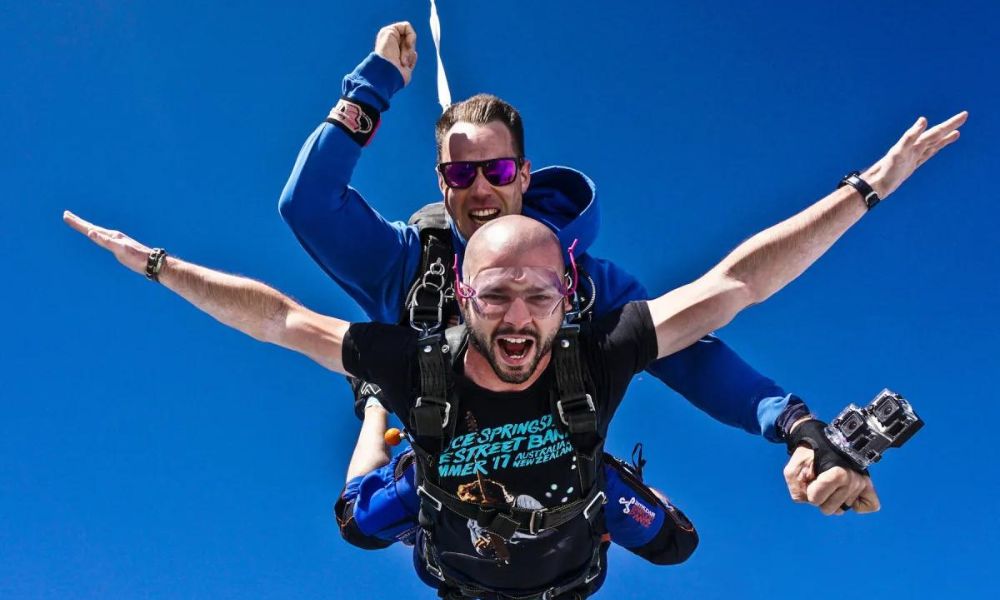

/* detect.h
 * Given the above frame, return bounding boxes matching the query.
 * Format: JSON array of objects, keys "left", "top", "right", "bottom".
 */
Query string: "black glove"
[
  {"left": 347, "top": 376, "right": 386, "bottom": 421},
  {"left": 785, "top": 419, "right": 868, "bottom": 476}
]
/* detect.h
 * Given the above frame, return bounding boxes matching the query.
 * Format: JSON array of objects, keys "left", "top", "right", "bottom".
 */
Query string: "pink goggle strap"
[
  {"left": 453, "top": 254, "right": 476, "bottom": 299},
  {"left": 565, "top": 238, "right": 579, "bottom": 297},
  {"left": 451, "top": 237, "right": 580, "bottom": 299}
]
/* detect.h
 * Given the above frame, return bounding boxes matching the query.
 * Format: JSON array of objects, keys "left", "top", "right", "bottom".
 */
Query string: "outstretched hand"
[
  {"left": 374, "top": 21, "right": 417, "bottom": 86},
  {"left": 63, "top": 211, "right": 150, "bottom": 276},
  {"left": 783, "top": 446, "right": 880, "bottom": 516},
  {"left": 864, "top": 111, "right": 968, "bottom": 199}
]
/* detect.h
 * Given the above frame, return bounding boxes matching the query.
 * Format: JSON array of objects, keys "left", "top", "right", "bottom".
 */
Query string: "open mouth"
[
  {"left": 496, "top": 336, "right": 535, "bottom": 363},
  {"left": 469, "top": 208, "right": 502, "bottom": 226}
]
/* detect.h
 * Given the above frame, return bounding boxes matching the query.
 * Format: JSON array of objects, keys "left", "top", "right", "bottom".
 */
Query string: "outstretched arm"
[
  {"left": 64, "top": 212, "right": 350, "bottom": 375},
  {"left": 649, "top": 111, "right": 967, "bottom": 359}
]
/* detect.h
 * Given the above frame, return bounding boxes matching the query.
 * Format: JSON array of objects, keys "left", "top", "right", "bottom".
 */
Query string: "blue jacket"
[{"left": 279, "top": 53, "right": 800, "bottom": 441}]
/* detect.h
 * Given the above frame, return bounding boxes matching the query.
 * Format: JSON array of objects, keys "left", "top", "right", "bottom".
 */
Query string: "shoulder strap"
[
  {"left": 550, "top": 323, "right": 604, "bottom": 499},
  {"left": 402, "top": 203, "right": 457, "bottom": 332}
]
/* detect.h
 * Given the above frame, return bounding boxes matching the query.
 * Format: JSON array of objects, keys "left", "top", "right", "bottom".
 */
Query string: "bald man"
[{"left": 66, "top": 173, "right": 906, "bottom": 594}]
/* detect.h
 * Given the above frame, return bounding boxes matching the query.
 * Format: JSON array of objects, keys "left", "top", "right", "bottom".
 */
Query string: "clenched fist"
[{"left": 375, "top": 22, "right": 418, "bottom": 86}]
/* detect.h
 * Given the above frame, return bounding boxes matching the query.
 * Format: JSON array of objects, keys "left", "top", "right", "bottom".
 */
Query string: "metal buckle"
[
  {"left": 414, "top": 396, "right": 451, "bottom": 429},
  {"left": 417, "top": 484, "right": 443, "bottom": 512},
  {"left": 556, "top": 394, "right": 595, "bottom": 427},
  {"left": 582, "top": 490, "right": 606, "bottom": 521},
  {"left": 409, "top": 303, "right": 443, "bottom": 333}
]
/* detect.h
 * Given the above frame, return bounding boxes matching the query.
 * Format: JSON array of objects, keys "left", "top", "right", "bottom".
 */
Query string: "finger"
[
  {"left": 81, "top": 228, "right": 115, "bottom": 251},
  {"left": 806, "top": 467, "right": 847, "bottom": 507},
  {"left": 819, "top": 474, "right": 863, "bottom": 516},
  {"left": 932, "top": 129, "right": 961, "bottom": 150},
  {"left": 917, "top": 130, "right": 961, "bottom": 167},
  {"left": 902, "top": 116, "right": 928, "bottom": 145},
  {"left": 920, "top": 111, "right": 969, "bottom": 144},
  {"left": 397, "top": 22, "right": 417, "bottom": 48},
  {"left": 852, "top": 479, "right": 881, "bottom": 514},
  {"left": 63, "top": 210, "right": 98, "bottom": 236}
]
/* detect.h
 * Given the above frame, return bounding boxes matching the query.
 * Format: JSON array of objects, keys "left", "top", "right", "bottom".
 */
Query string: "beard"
[{"left": 468, "top": 322, "right": 557, "bottom": 384}]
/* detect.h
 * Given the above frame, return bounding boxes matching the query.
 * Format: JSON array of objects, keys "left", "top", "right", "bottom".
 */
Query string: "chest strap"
[
  {"left": 410, "top": 330, "right": 458, "bottom": 445},
  {"left": 416, "top": 477, "right": 607, "bottom": 540}
]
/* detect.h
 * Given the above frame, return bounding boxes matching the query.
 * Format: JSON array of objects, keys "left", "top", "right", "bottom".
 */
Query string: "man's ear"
[{"left": 519, "top": 158, "right": 532, "bottom": 194}]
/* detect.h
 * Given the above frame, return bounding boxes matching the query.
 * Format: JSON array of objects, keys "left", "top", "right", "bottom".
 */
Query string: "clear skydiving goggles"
[{"left": 452, "top": 239, "right": 580, "bottom": 320}]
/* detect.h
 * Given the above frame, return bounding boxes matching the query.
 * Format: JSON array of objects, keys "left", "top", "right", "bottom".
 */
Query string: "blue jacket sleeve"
[
  {"left": 581, "top": 254, "right": 796, "bottom": 442},
  {"left": 278, "top": 53, "right": 422, "bottom": 324}
]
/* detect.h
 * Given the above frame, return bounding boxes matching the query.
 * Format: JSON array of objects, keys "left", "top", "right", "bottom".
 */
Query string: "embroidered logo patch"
[
  {"left": 359, "top": 382, "right": 382, "bottom": 399},
  {"left": 619, "top": 496, "right": 656, "bottom": 528},
  {"left": 329, "top": 99, "right": 374, "bottom": 134}
]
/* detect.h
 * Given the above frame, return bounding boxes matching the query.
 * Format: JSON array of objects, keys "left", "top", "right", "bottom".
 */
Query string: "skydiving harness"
[{"left": 406, "top": 323, "right": 608, "bottom": 600}]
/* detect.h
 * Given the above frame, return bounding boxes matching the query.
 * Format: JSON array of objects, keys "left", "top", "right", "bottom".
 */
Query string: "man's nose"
[
  {"left": 469, "top": 167, "right": 494, "bottom": 194},
  {"left": 502, "top": 297, "right": 532, "bottom": 328}
]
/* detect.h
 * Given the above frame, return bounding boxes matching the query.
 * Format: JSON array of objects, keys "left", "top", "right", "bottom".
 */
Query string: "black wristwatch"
[
  {"left": 145, "top": 248, "right": 168, "bottom": 282},
  {"left": 838, "top": 171, "right": 881, "bottom": 210}
]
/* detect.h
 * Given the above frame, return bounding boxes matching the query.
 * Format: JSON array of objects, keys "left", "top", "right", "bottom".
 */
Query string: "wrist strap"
[
  {"left": 145, "top": 248, "right": 168, "bottom": 282},
  {"left": 838, "top": 171, "right": 881, "bottom": 210},
  {"left": 326, "top": 97, "right": 381, "bottom": 146},
  {"left": 786, "top": 419, "right": 867, "bottom": 475}
]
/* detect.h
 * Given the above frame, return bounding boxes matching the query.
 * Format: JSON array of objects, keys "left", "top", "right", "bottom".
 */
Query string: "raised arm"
[
  {"left": 649, "top": 111, "right": 967, "bottom": 359},
  {"left": 64, "top": 212, "right": 350, "bottom": 375},
  {"left": 277, "top": 23, "right": 424, "bottom": 323}
]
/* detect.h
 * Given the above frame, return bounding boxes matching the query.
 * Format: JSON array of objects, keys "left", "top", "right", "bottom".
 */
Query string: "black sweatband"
[
  {"left": 325, "top": 97, "right": 381, "bottom": 147},
  {"left": 775, "top": 396, "right": 812, "bottom": 442}
]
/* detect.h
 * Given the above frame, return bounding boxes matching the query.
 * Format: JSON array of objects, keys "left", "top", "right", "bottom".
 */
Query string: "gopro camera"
[{"left": 825, "top": 389, "right": 923, "bottom": 470}]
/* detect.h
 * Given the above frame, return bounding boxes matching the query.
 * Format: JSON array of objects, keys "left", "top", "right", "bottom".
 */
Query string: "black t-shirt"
[{"left": 343, "top": 302, "right": 657, "bottom": 592}]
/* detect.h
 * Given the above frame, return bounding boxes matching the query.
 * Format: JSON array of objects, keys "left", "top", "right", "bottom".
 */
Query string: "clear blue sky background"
[{"left": 3, "top": 1, "right": 998, "bottom": 598}]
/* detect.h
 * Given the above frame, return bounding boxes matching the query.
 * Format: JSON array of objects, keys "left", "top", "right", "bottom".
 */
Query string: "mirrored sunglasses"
[{"left": 437, "top": 157, "right": 522, "bottom": 189}]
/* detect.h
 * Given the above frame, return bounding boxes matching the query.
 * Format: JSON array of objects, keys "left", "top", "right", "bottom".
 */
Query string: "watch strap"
[{"left": 838, "top": 171, "right": 881, "bottom": 210}]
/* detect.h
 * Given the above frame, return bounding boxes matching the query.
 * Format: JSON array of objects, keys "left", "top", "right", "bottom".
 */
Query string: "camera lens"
[{"left": 841, "top": 412, "right": 864, "bottom": 439}]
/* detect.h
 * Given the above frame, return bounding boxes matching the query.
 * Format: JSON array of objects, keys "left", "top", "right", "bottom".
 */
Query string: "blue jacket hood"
[{"left": 450, "top": 165, "right": 600, "bottom": 262}]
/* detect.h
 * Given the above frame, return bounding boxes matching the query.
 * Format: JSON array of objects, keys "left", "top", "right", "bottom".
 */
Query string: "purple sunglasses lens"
[
  {"left": 483, "top": 159, "right": 518, "bottom": 186},
  {"left": 442, "top": 162, "right": 478, "bottom": 188}
]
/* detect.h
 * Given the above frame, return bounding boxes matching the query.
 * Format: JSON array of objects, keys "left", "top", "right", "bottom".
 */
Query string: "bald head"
[{"left": 463, "top": 215, "right": 564, "bottom": 279}]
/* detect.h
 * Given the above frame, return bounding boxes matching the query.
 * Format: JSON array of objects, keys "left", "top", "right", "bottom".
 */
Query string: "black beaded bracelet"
[{"left": 145, "top": 248, "right": 168, "bottom": 282}]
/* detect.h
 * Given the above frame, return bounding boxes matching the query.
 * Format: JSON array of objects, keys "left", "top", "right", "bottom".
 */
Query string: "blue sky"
[{"left": 3, "top": 1, "right": 998, "bottom": 598}]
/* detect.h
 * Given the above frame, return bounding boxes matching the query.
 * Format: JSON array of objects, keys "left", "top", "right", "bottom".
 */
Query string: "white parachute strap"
[{"left": 429, "top": 0, "right": 452, "bottom": 112}]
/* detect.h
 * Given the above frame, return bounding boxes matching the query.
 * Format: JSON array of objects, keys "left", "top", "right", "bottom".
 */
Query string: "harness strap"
[
  {"left": 551, "top": 324, "right": 601, "bottom": 497},
  {"left": 417, "top": 478, "right": 606, "bottom": 539},
  {"left": 411, "top": 332, "right": 455, "bottom": 441},
  {"left": 405, "top": 226, "right": 456, "bottom": 333},
  {"left": 424, "top": 532, "right": 605, "bottom": 600}
]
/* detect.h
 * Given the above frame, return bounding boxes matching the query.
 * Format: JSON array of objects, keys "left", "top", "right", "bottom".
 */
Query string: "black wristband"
[
  {"left": 348, "top": 376, "right": 388, "bottom": 421},
  {"left": 838, "top": 171, "right": 881, "bottom": 210},
  {"left": 325, "top": 97, "right": 381, "bottom": 147},
  {"left": 145, "top": 248, "right": 168, "bottom": 282},
  {"left": 786, "top": 419, "right": 868, "bottom": 475}
]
